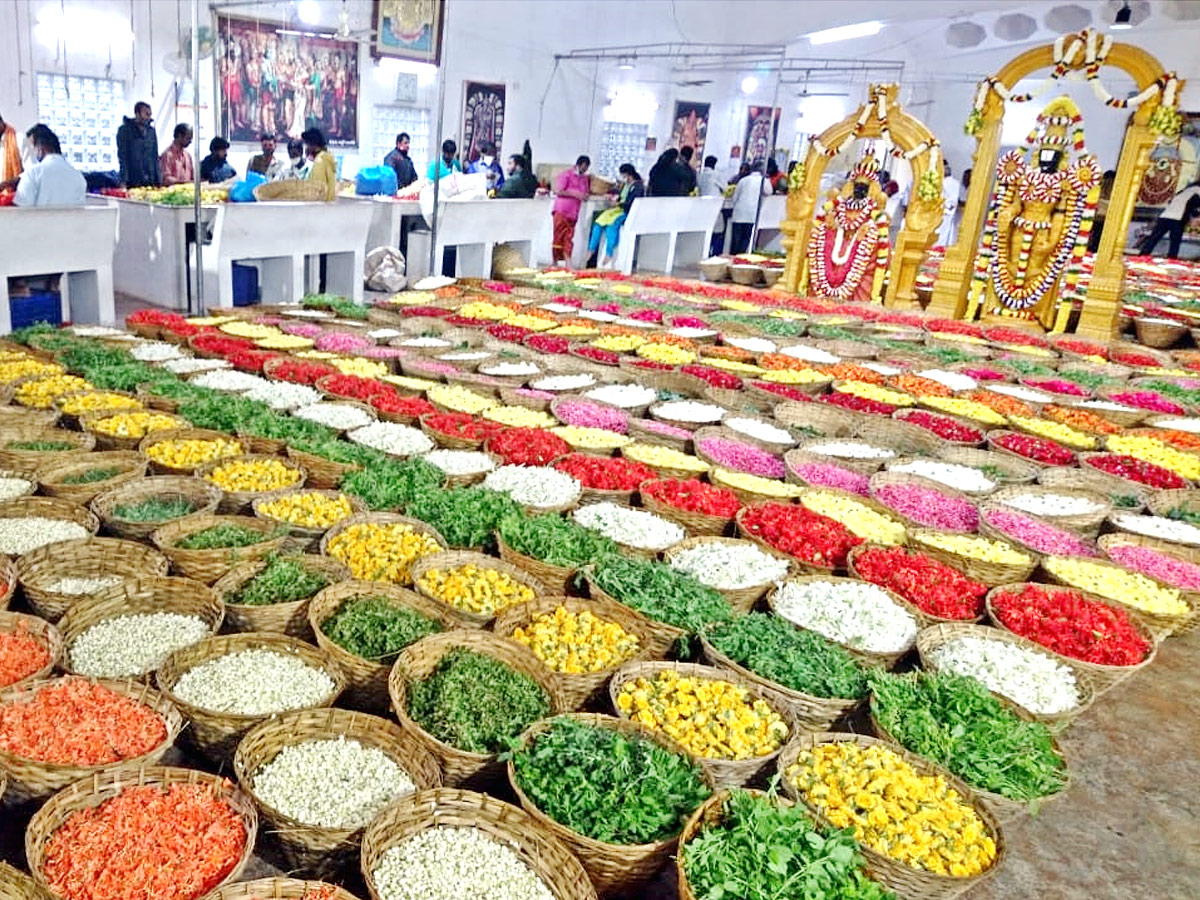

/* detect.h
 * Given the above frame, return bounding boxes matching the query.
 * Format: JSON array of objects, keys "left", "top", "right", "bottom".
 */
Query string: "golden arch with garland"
[
  {"left": 780, "top": 83, "right": 945, "bottom": 307},
  {"left": 927, "top": 30, "right": 1185, "bottom": 338}
]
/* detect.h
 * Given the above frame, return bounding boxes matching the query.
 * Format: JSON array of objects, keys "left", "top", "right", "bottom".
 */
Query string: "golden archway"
[
  {"left": 927, "top": 30, "right": 1184, "bottom": 338},
  {"left": 780, "top": 83, "right": 944, "bottom": 307}
]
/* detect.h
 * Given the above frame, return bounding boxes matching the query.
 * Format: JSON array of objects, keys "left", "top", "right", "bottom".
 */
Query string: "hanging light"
[
  {"left": 1111, "top": 1, "right": 1134, "bottom": 29},
  {"left": 741, "top": 76, "right": 759, "bottom": 94},
  {"left": 617, "top": 57, "right": 635, "bottom": 71},
  {"left": 297, "top": 0, "right": 321, "bottom": 26}
]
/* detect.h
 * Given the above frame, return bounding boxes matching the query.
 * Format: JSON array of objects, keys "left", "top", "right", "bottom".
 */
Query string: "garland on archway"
[{"left": 812, "top": 84, "right": 941, "bottom": 164}]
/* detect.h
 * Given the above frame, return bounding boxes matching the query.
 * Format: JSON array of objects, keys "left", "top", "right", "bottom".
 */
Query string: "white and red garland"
[
  {"left": 812, "top": 83, "right": 941, "bottom": 166},
  {"left": 808, "top": 196, "right": 891, "bottom": 302}
]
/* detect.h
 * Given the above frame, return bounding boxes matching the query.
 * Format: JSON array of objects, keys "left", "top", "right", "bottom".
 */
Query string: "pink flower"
[
  {"left": 697, "top": 436, "right": 785, "bottom": 478},
  {"left": 982, "top": 508, "right": 1096, "bottom": 557},
  {"left": 792, "top": 462, "right": 870, "bottom": 495},
  {"left": 874, "top": 483, "right": 978, "bottom": 532},
  {"left": 1106, "top": 542, "right": 1200, "bottom": 591}
]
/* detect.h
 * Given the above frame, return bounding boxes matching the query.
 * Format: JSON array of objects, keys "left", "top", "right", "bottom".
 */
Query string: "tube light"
[{"left": 807, "top": 20, "right": 883, "bottom": 45}]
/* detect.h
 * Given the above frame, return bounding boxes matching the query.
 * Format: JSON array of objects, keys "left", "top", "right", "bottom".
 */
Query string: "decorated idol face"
[
  {"left": 1037, "top": 148, "right": 1063, "bottom": 174},
  {"left": 853, "top": 181, "right": 870, "bottom": 200}
]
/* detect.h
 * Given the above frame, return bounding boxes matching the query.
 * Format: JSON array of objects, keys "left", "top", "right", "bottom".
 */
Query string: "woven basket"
[
  {"left": 607, "top": 660, "right": 795, "bottom": 789},
  {"left": 285, "top": 446, "right": 361, "bottom": 490},
  {"left": 35, "top": 451, "right": 147, "bottom": 505},
  {"left": 0, "top": 611, "right": 61, "bottom": 688},
  {"left": 917, "top": 622, "right": 1095, "bottom": 731},
  {"left": 0, "top": 861, "right": 52, "bottom": 900},
  {"left": 152, "top": 514, "right": 289, "bottom": 583},
  {"left": 1035, "top": 465, "right": 1147, "bottom": 512},
  {"left": 156, "top": 632, "right": 345, "bottom": 763},
  {"left": 788, "top": 439, "right": 896, "bottom": 475},
  {"left": 881, "top": 456, "right": 997, "bottom": 500},
  {"left": 250, "top": 489, "right": 366, "bottom": 551},
  {"left": 196, "top": 454, "right": 308, "bottom": 515},
  {"left": 25, "top": 766, "right": 257, "bottom": 897},
  {"left": 985, "top": 582, "right": 1158, "bottom": 694},
  {"left": 138, "top": 427, "right": 245, "bottom": 476},
  {"left": 907, "top": 527, "right": 1035, "bottom": 586},
  {"left": 989, "top": 483, "right": 1111, "bottom": 535},
  {"left": 985, "top": 430, "right": 1072, "bottom": 468},
  {"left": 1144, "top": 485, "right": 1200, "bottom": 519},
  {"left": 16, "top": 537, "right": 171, "bottom": 621},
  {"left": 0, "top": 406, "right": 60, "bottom": 430},
  {"left": 0, "top": 677, "right": 184, "bottom": 803},
  {"left": 977, "top": 503, "right": 1096, "bottom": 563},
  {"left": 733, "top": 506, "right": 837, "bottom": 578},
  {"left": 319, "top": 512, "right": 448, "bottom": 585},
  {"left": 359, "top": 787, "right": 597, "bottom": 900},
  {"left": 692, "top": 428, "right": 787, "bottom": 479},
  {"left": 233, "top": 707, "right": 442, "bottom": 877},
  {"left": 776, "top": 733, "right": 1006, "bottom": 898},
  {"left": 493, "top": 532, "right": 578, "bottom": 596},
  {"left": 1097, "top": 532, "right": 1200, "bottom": 634},
  {"left": 52, "top": 389, "right": 141, "bottom": 429},
  {"left": 766, "top": 574, "right": 918, "bottom": 669},
  {"left": 307, "top": 580, "right": 459, "bottom": 712},
  {"left": 936, "top": 446, "right": 1039, "bottom": 485},
  {"left": 637, "top": 481, "right": 734, "bottom": 536},
  {"left": 200, "top": 877, "right": 362, "bottom": 900},
  {"left": 236, "top": 430, "right": 287, "bottom": 456},
  {"left": 255, "top": 179, "right": 328, "bottom": 201},
  {"left": 90, "top": 475, "right": 223, "bottom": 542},
  {"left": 893, "top": 407, "right": 985, "bottom": 447},
  {"left": 867, "top": 471, "right": 980, "bottom": 535},
  {"left": 0, "top": 469, "right": 37, "bottom": 505},
  {"left": 856, "top": 416, "right": 944, "bottom": 457},
  {"left": 389, "top": 630, "right": 567, "bottom": 789},
  {"left": 211, "top": 555, "right": 349, "bottom": 638},
  {"left": 618, "top": 445, "right": 709, "bottom": 482},
  {"left": 493, "top": 596, "right": 664, "bottom": 709},
  {"left": 0, "top": 497, "right": 100, "bottom": 553},
  {"left": 648, "top": 401, "right": 726, "bottom": 432},
  {"left": 626, "top": 417, "right": 691, "bottom": 452},
  {"left": 409, "top": 550, "right": 546, "bottom": 629},
  {"left": 0, "top": 428, "right": 94, "bottom": 475},
  {"left": 134, "top": 382, "right": 182, "bottom": 413},
  {"left": 663, "top": 536, "right": 785, "bottom": 612},
  {"left": 507, "top": 713, "right": 714, "bottom": 897},
  {"left": 1040, "top": 552, "right": 1196, "bottom": 640}
]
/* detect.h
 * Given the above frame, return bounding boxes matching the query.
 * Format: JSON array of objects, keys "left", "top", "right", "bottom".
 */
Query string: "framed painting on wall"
[
  {"left": 461, "top": 81, "right": 506, "bottom": 163},
  {"left": 743, "top": 106, "right": 781, "bottom": 166},
  {"left": 372, "top": 0, "right": 445, "bottom": 64},
  {"left": 671, "top": 101, "right": 709, "bottom": 165},
  {"left": 216, "top": 15, "right": 359, "bottom": 146}
]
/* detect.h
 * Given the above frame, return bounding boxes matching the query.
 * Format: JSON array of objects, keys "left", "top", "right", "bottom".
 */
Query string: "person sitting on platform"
[
  {"left": 428, "top": 139, "right": 462, "bottom": 181},
  {"left": 276, "top": 139, "right": 311, "bottom": 181},
  {"left": 248, "top": 133, "right": 282, "bottom": 180},
  {"left": 200, "top": 137, "right": 237, "bottom": 184},
  {"left": 588, "top": 163, "right": 644, "bottom": 269},
  {"left": 1139, "top": 181, "right": 1200, "bottom": 259},
  {"left": 469, "top": 140, "right": 505, "bottom": 192},
  {"left": 14, "top": 125, "right": 86, "bottom": 207},
  {"left": 496, "top": 154, "right": 538, "bottom": 199},
  {"left": 159, "top": 124, "right": 195, "bottom": 186},
  {"left": 384, "top": 132, "right": 418, "bottom": 189},
  {"left": 301, "top": 127, "right": 337, "bottom": 202}
]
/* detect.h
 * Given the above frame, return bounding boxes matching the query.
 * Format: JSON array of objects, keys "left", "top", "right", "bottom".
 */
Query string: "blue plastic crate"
[
  {"left": 231, "top": 263, "right": 259, "bottom": 307},
  {"left": 10, "top": 290, "right": 62, "bottom": 329}
]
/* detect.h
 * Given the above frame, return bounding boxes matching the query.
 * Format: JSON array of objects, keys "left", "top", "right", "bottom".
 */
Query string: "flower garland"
[
  {"left": 812, "top": 83, "right": 940, "bottom": 166},
  {"left": 808, "top": 198, "right": 891, "bottom": 302}
]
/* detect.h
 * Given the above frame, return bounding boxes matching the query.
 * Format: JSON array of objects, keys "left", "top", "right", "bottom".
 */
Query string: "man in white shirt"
[
  {"left": 1140, "top": 182, "right": 1200, "bottom": 258},
  {"left": 13, "top": 126, "right": 86, "bottom": 207},
  {"left": 937, "top": 161, "right": 961, "bottom": 248},
  {"left": 729, "top": 164, "right": 771, "bottom": 255}
]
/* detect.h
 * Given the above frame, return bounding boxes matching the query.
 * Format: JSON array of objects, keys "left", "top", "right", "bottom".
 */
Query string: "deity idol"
[
  {"left": 805, "top": 154, "right": 891, "bottom": 302},
  {"left": 971, "top": 96, "right": 1101, "bottom": 331}
]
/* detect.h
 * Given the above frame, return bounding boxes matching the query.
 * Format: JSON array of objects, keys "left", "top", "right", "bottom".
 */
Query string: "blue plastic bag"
[
  {"left": 356, "top": 165, "right": 398, "bottom": 196},
  {"left": 228, "top": 171, "right": 267, "bottom": 203}
]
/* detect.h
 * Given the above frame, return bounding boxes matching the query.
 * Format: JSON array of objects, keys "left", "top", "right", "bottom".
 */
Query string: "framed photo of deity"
[
  {"left": 1137, "top": 111, "right": 1200, "bottom": 208},
  {"left": 216, "top": 15, "right": 360, "bottom": 147},
  {"left": 372, "top": 0, "right": 444, "bottom": 64},
  {"left": 671, "top": 101, "right": 710, "bottom": 166},
  {"left": 743, "top": 106, "right": 781, "bottom": 167},
  {"left": 461, "top": 81, "right": 506, "bottom": 164}
]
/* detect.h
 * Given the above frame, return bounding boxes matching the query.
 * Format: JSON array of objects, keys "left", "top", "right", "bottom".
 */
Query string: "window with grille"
[
  {"left": 597, "top": 121, "right": 648, "bottom": 181},
  {"left": 36, "top": 72, "right": 125, "bottom": 170}
]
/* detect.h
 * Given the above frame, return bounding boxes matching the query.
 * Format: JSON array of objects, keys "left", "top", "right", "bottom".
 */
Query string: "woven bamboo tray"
[
  {"left": 766, "top": 573, "right": 919, "bottom": 669},
  {"left": 359, "top": 787, "right": 597, "bottom": 900},
  {"left": 53, "top": 575, "right": 220, "bottom": 678},
  {"left": 893, "top": 408, "right": 985, "bottom": 447},
  {"left": 626, "top": 417, "right": 691, "bottom": 452},
  {"left": 990, "top": 483, "right": 1112, "bottom": 535},
  {"left": 493, "top": 596, "right": 665, "bottom": 709},
  {"left": 152, "top": 514, "right": 289, "bottom": 583},
  {"left": 15, "top": 537, "right": 170, "bottom": 621},
  {"left": 907, "top": 527, "right": 1035, "bottom": 586},
  {"left": 284, "top": 446, "right": 361, "bottom": 490},
  {"left": 917, "top": 622, "right": 1095, "bottom": 731},
  {"left": 0, "top": 497, "right": 100, "bottom": 555},
  {"left": 607, "top": 660, "right": 795, "bottom": 789},
  {"left": 233, "top": 707, "right": 442, "bottom": 877},
  {"left": 0, "top": 611, "right": 60, "bottom": 688},
  {"left": 0, "top": 677, "right": 184, "bottom": 803},
  {"left": 937, "top": 446, "right": 1039, "bottom": 485},
  {"left": 495, "top": 532, "right": 579, "bottom": 596},
  {"left": 507, "top": 713, "right": 714, "bottom": 897},
  {"left": 977, "top": 503, "right": 1097, "bottom": 563},
  {"left": 156, "top": 632, "right": 345, "bottom": 763},
  {"left": 856, "top": 415, "right": 944, "bottom": 457},
  {"left": 319, "top": 512, "right": 448, "bottom": 586},
  {"left": 0, "top": 861, "right": 52, "bottom": 900},
  {"left": 35, "top": 450, "right": 147, "bottom": 505},
  {"left": 138, "top": 427, "right": 244, "bottom": 476},
  {"left": 1040, "top": 552, "right": 1196, "bottom": 640},
  {"left": 200, "top": 877, "right": 362, "bottom": 900},
  {"left": 409, "top": 550, "right": 546, "bottom": 629},
  {"left": 211, "top": 555, "right": 349, "bottom": 638},
  {"left": 868, "top": 471, "right": 980, "bottom": 535},
  {"left": 788, "top": 439, "right": 896, "bottom": 475},
  {"left": 196, "top": 454, "right": 308, "bottom": 515},
  {"left": 249, "top": 489, "right": 366, "bottom": 552},
  {"left": 663, "top": 536, "right": 785, "bottom": 612},
  {"left": 307, "top": 580, "right": 459, "bottom": 712},
  {"left": 90, "top": 475, "right": 223, "bottom": 542},
  {"left": 25, "top": 766, "right": 257, "bottom": 897},
  {"left": 637, "top": 481, "right": 734, "bottom": 536},
  {"left": 0, "top": 428, "right": 94, "bottom": 475},
  {"left": 776, "top": 733, "right": 1007, "bottom": 898},
  {"left": 985, "top": 582, "right": 1158, "bottom": 694}
]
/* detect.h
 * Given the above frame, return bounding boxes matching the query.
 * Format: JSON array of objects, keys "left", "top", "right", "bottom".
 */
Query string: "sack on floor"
[{"left": 364, "top": 246, "right": 407, "bottom": 292}]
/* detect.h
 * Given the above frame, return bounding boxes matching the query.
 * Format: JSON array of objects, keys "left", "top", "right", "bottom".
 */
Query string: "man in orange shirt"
[{"left": 159, "top": 124, "right": 195, "bottom": 186}]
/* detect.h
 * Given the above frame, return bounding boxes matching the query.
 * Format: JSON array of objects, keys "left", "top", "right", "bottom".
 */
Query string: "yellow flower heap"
[
  {"left": 512, "top": 607, "right": 640, "bottom": 674},
  {"left": 417, "top": 562, "right": 535, "bottom": 617},
  {"left": 616, "top": 669, "right": 788, "bottom": 760},
  {"left": 205, "top": 458, "right": 301, "bottom": 492},
  {"left": 787, "top": 742, "right": 997, "bottom": 877},
  {"left": 257, "top": 491, "right": 355, "bottom": 530},
  {"left": 325, "top": 521, "right": 442, "bottom": 585}
]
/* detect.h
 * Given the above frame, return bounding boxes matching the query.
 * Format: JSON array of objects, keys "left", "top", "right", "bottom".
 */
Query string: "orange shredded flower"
[
  {"left": 1129, "top": 427, "right": 1200, "bottom": 452},
  {"left": 822, "top": 362, "right": 885, "bottom": 384},
  {"left": 969, "top": 389, "right": 1034, "bottom": 418},
  {"left": 0, "top": 626, "right": 51, "bottom": 687},
  {"left": 1045, "top": 405, "right": 1121, "bottom": 436},
  {"left": 889, "top": 374, "right": 952, "bottom": 398}
]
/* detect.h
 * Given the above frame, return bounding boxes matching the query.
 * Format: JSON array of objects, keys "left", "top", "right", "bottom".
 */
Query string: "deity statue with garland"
[
  {"left": 804, "top": 154, "right": 892, "bottom": 303},
  {"left": 970, "top": 96, "right": 1101, "bottom": 332}
]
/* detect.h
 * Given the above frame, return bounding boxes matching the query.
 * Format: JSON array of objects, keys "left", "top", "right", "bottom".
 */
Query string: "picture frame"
[
  {"left": 461, "top": 81, "right": 506, "bottom": 163},
  {"left": 670, "top": 101, "right": 710, "bottom": 166},
  {"left": 372, "top": 0, "right": 445, "bottom": 65}
]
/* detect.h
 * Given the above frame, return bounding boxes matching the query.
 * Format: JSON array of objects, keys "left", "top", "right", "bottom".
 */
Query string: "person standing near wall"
[
  {"left": 302, "top": 127, "right": 337, "bottom": 202},
  {"left": 937, "top": 161, "right": 961, "bottom": 247},
  {"left": 248, "top": 133, "right": 283, "bottom": 179},
  {"left": 384, "top": 132, "right": 418, "bottom": 189},
  {"left": 159, "top": 124, "right": 195, "bottom": 186},
  {"left": 552, "top": 155, "right": 591, "bottom": 266},
  {"left": 469, "top": 140, "right": 505, "bottom": 193},
  {"left": 729, "top": 163, "right": 770, "bottom": 255},
  {"left": 116, "top": 101, "right": 160, "bottom": 188},
  {"left": 1139, "top": 180, "right": 1200, "bottom": 258},
  {"left": 428, "top": 139, "right": 462, "bottom": 181}
]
